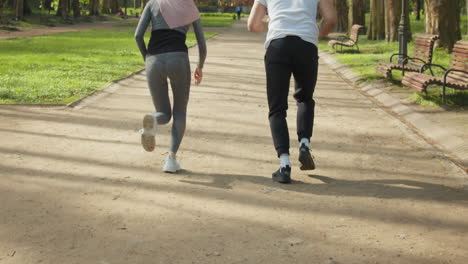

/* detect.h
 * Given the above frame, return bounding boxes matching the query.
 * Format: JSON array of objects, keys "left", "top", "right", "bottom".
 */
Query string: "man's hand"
[{"left": 194, "top": 67, "right": 203, "bottom": 85}]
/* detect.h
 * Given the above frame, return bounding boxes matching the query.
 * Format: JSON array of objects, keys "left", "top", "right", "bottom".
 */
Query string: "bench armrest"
[
  {"left": 443, "top": 69, "right": 468, "bottom": 84},
  {"left": 420, "top": 63, "right": 447, "bottom": 76},
  {"left": 390, "top": 53, "right": 409, "bottom": 63},
  {"left": 405, "top": 57, "right": 426, "bottom": 65}
]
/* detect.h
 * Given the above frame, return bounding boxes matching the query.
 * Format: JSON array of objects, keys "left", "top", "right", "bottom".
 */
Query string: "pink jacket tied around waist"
[{"left": 156, "top": 0, "right": 200, "bottom": 29}]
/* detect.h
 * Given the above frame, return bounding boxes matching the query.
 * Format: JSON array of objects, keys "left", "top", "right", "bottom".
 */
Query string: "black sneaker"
[
  {"left": 272, "top": 166, "right": 291, "bottom": 184},
  {"left": 299, "top": 145, "right": 316, "bottom": 170}
]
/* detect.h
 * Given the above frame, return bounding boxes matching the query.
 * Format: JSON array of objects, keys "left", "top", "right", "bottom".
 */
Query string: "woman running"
[{"left": 135, "top": 0, "right": 206, "bottom": 173}]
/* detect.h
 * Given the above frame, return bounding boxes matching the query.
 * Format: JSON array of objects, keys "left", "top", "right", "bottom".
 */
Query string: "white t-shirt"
[{"left": 256, "top": 0, "right": 320, "bottom": 48}]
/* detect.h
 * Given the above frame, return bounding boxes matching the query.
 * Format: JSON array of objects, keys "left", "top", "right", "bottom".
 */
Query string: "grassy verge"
[
  {"left": 113, "top": 13, "right": 239, "bottom": 28},
  {"left": 0, "top": 30, "right": 216, "bottom": 104},
  {"left": 320, "top": 14, "right": 468, "bottom": 107},
  {"left": 200, "top": 16, "right": 238, "bottom": 27}
]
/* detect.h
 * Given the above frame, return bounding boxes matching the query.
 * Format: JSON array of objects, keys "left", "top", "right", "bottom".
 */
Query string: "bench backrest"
[
  {"left": 409, "top": 34, "right": 439, "bottom": 67},
  {"left": 349, "top": 25, "right": 363, "bottom": 44},
  {"left": 0, "top": 14, "right": 7, "bottom": 24},
  {"left": 447, "top": 40, "right": 468, "bottom": 84}
]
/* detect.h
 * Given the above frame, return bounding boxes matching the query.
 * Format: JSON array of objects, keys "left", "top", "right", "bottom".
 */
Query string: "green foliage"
[
  {"left": 0, "top": 29, "right": 216, "bottom": 104},
  {"left": 197, "top": 5, "right": 219, "bottom": 13}
]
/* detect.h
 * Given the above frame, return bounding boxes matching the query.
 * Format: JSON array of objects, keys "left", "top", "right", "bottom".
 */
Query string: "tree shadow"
[
  {"left": 179, "top": 171, "right": 468, "bottom": 204},
  {"left": 308, "top": 174, "right": 468, "bottom": 203}
]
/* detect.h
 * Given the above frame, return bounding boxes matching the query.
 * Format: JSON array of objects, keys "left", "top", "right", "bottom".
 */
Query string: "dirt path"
[
  {"left": 0, "top": 18, "right": 138, "bottom": 40},
  {"left": 0, "top": 20, "right": 467, "bottom": 264}
]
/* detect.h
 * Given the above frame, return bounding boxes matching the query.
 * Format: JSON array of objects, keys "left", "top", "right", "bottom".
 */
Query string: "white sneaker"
[
  {"left": 141, "top": 114, "right": 157, "bottom": 152},
  {"left": 163, "top": 156, "right": 181, "bottom": 173}
]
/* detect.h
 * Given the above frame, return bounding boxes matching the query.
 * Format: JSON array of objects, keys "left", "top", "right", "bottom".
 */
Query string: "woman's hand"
[{"left": 194, "top": 67, "right": 203, "bottom": 85}]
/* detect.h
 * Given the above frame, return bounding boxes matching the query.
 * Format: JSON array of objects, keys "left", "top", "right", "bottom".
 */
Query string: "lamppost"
[{"left": 398, "top": 0, "right": 408, "bottom": 64}]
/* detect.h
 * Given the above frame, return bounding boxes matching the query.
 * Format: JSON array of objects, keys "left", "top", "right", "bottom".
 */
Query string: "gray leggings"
[{"left": 145, "top": 52, "right": 191, "bottom": 153}]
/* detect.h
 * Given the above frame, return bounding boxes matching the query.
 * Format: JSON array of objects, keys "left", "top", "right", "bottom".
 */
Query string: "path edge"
[
  {"left": 319, "top": 51, "right": 467, "bottom": 173},
  {"left": 67, "top": 68, "right": 145, "bottom": 109}
]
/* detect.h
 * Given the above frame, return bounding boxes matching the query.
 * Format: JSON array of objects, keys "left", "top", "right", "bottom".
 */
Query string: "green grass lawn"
[
  {"left": 200, "top": 16, "right": 238, "bottom": 27},
  {"left": 0, "top": 12, "right": 122, "bottom": 31},
  {"left": 114, "top": 13, "right": 239, "bottom": 28},
  {"left": 122, "top": 9, "right": 245, "bottom": 20},
  {"left": 0, "top": 30, "right": 216, "bottom": 104},
  {"left": 1, "top": 10, "right": 240, "bottom": 31},
  {"left": 320, "top": 14, "right": 468, "bottom": 107}
]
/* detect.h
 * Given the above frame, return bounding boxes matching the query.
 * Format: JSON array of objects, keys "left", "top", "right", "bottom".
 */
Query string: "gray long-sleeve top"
[{"left": 134, "top": 0, "right": 207, "bottom": 69}]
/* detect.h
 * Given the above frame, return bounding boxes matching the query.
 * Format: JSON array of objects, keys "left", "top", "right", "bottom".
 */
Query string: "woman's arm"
[
  {"left": 318, "top": 0, "right": 338, "bottom": 40},
  {"left": 192, "top": 19, "right": 206, "bottom": 85},
  {"left": 192, "top": 19, "right": 207, "bottom": 69},
  {"left": 134, "top": 4, "right": 152, "bottom": 61},
  {"left": 247, "top": 1, "right": 268, "bottom": 33}
]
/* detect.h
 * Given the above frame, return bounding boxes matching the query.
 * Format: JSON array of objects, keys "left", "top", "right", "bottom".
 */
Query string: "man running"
[{"left": 248, "top": 0, "right": 337, "bottom": 183}]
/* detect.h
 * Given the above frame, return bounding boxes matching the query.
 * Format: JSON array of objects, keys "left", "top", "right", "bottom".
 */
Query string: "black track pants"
[{"left": 264, "top": 36, "right": 319, "bottom": 157}]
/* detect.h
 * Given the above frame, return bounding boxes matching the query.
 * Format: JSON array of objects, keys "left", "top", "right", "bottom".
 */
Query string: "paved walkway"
[{"left": 1, "top": 20, "right": 467, "bottom": 264}]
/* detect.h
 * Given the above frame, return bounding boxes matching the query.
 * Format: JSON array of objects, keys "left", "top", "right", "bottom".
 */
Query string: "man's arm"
[
  {"left": 318, "top": 0, "right": 338, "bottom": 40},
  {"left": 247, "top": 1, "right": 268, "bottom": 33}
]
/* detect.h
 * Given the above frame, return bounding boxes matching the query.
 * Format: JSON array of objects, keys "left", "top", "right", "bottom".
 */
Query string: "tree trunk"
[
  {"left": 0, "top": 0, "right": 3, "bottom": 17},
  {"left": 425, "top": 0, "right": 461, "bottom": 52},
  {"left": 414, "top": 0, "right": 421, "bottom": 20},
  {"left": 56, "top": 0, "right": 68, "bottom": 17},
  {"left": 141, "top": 0, "right": 148, "bottom": 9},
  {"left": 110, "top": 0, "right": 120, "bottom": 13},
  {"left": 89, "top": 0, "right": 100, "bottom": 16},
  {"left": 334, "top": 0, "right": 348, "bottom": 32},
  {"left": 23, "top": 0, "right": 31, "bottom": 15},
  {"left": 349, "top": 0, "right": 366, "bottom": 32},
  {"left": 102, "top": 0, "right": 110, "bottom": 14},
  {"left": 15, "top": 0, "right": 24, "bottom": 19},
  {"left": 44, "top": 0, "right": 53, "bottom": 10},
  {"left": 384, "top": 0, "right": 401, "bottom": 41},
  {"left": 72, "top": 0, "right": 80, "bottom": 17},
  {"left": 367, "top": 0, "right": 385, "bottom": 40}
]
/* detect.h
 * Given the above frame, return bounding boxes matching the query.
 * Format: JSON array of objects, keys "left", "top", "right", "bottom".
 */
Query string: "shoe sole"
[
  {"left": 272, "top": 172, "right": 291, "bottom": 184},
  {"left": 163, "top": 165, "right": 181, "bottom": 173},
  {"left": 141, "top": 114, "right": 155, "bottom": 152},
  {"left": 299, "top": 150, "right": 316, "bottom": 170}
]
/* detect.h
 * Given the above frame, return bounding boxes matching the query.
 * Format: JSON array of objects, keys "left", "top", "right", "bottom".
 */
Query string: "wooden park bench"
[
  {"left": 0, "top": 14, "right": 9, "bottom": 25},
  {"left": 402, "top": 40, "right": 468, "bottom": 104},
  {"left": 328, "top": 25, "right": 363, "bottom": 52},
  {"left": 376, "top": 34, "right": 439, "bottom": 79},
  {"left": 0, "top": 14, "right": 20, "bottom": 27}
]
